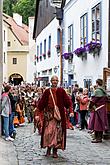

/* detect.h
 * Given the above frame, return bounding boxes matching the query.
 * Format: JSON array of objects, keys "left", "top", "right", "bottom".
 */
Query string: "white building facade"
[
  {"left": 35, "top": 18, "right": 61, "bottom": 86},
  {"left": 63, "top": 0, "right": 109, "bottom": 88},
  {"left": 3, "top": 20, "right": 8, "bottom": 82},
  {"left": 27, "top": 17, "right": 36, "bottom": 83}
]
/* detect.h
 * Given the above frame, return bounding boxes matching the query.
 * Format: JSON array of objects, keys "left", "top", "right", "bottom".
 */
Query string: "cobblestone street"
[{"left": 13, "top": 123, "right": 110, "bottom": 165}]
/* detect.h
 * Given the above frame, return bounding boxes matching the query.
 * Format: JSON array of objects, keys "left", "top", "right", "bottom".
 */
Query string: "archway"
[{"left": 9, "top": 73, "right": 23, "bottom": 85}]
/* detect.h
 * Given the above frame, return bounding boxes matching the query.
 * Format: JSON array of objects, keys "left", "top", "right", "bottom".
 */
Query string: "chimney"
[{"left": 13, "top": 13, "right": 22, "bottom": 26}]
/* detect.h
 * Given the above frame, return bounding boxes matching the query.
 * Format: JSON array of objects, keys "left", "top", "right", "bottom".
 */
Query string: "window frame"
[
  {"left": 80, "top": 13, "right": 88, "bottom": 46},
  {"left": 91, "top": 3, "right": 101, "bottom": 42},
  {"left": 13, "top": 58, "right": 17, "bottom": 64},
  {"left": 68, "top": 24, "right": 73, "bottom": 52}
]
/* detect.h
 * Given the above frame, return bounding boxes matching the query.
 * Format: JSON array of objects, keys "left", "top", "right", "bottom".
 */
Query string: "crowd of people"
[{"left": 0, "top": 76, "right": 109, "bottom": 158}]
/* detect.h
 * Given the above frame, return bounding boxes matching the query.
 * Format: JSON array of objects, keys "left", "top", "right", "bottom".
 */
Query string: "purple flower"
[
  {"left": 74, "top": 47, "right": 86, "bottom": 56},
  {"left": 62, "top": 52, "right": 73, "bottom": 60},
  {"left": 42, "top": 53, "right": 46, "bottom": 57},
  {"left": 55, "top": 45, "right": 60, "bottom": 49},
  {"left": 47, "top": 50, "right": 51, "bottom": 57},
  {"left": 85, "top": 41, "right": 102, "bottom": 52}
]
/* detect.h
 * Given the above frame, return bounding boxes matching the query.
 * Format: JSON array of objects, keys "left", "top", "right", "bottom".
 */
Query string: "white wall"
[
  {"left": 36, "top": 18, "right": 60, "bottom": 83},
  {"left": 3, "top": 23, "right": 8, "bottom": 82},
  {"left": 63, "top": 0, "right": 109, "bottom": 87},
  {"left": 27, "top": 17, "right": 36, "bottom": 83}
]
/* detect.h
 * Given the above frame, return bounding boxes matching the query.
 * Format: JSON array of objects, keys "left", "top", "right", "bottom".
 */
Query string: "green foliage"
[{"left": 3, "top": 0, "right": 36, "bottom": 25}]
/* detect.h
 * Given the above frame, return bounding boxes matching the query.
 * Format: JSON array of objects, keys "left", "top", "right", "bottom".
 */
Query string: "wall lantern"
[
  {"left": 54, "top": 66, "right": 59, "bottom": 73},
  {"left": 49, "top": 0, "right": 62, "bottom": 8}
]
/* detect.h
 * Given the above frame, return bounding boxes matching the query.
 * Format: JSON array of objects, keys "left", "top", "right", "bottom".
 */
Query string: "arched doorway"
[{"left": 9, "top": 73, "right": 23, "bottom": 85}]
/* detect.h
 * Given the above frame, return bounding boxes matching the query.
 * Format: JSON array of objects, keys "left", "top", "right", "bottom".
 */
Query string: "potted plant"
[
  {"left": 36, "top": 56, "right": 39, "bottom": 62},
  {"left": 42, "top": 53, "right": 46, "bottom": 58},
  {"left": 62, "top": 52, "right": 73, "bottom": 60},
  {"left": 85, "top": 41, "right": 102, "bottom": 56},
  {"left": 55, "top": 45, "right": 60, "bottom": 53},
  {"left": 74, "top": 47, "right": 87, "bottom": 60},
  {"left": 47, "top": 50, "right": 51, "bottom": 57},
  {"left": 39, "top": 55, "right": 42, "bottom": 61}
]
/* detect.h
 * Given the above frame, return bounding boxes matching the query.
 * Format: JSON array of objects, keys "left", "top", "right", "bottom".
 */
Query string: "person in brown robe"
[
  {"left": 38, "top": 75, "right": 74, "bottom": 158},
  {"left": 88, "top": 79, "right": 108, "bottom": 143},
  {"left": 33, "top": 87, "right": 44, "bottom": 134}
]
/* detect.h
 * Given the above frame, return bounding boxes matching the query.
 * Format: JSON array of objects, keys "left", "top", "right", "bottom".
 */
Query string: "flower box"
[
  {"left": 74, "top": 47, "right": 86, "bottom": 56},
  {"left": 74, "top": 47, "right": 87, "bottom": 60},
  {"left": 39, "top": 55, "right": 42, "bottom": 60},
  {"left": 85, "top": 41, "right": 102, "bottom": 56},
  {"left": 55, "top": 45, "right": 60, "bottom": 53},
  {"left": 42, "top": 53, "right": 46, "bottom": 58},
  {"left": 62, "top": 52, "right": 73, "bottom": 60},
  {"left": 47, "top": 50, "right": 51, "bottom": 57},
  {"left": 36, "top": 56, "right": 39, "bottom": 62}
]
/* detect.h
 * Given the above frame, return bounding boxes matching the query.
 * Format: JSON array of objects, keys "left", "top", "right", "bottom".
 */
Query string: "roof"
[
  {"left": 3, "top": 13, "right": 29, "bottom": 45},
  {"left": 33, "top": 0, "right": 66, "bottom": 39}
]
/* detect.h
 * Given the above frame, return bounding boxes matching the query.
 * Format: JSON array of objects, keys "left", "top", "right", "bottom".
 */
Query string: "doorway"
[{"left": 9, "top": 73, "right": 23, "bottom": 85}]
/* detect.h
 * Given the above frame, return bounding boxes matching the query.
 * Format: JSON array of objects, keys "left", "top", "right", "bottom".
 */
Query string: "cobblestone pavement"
[
  {"left": 13, "top": 123, "right": 110, "bottom": 165},
  {"left": 0, "top": 137, "right": 18, "bottom": 165}
]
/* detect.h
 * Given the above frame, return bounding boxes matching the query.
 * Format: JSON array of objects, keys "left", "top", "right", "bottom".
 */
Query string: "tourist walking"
[
  {"left": 38, "top": 75, "right": 74, "bottom": 158},
  {"left": 34, "top": 87, "right": 44, "bottom": 134},
  {"left": 8, "top": 87, "right": 18, "bottom": 138},
  {"left": 77, "top": 88, "right": 89, "bottom": 130},
  {"left": 1, "top": 85, "right": 14, "bottom": 141}
]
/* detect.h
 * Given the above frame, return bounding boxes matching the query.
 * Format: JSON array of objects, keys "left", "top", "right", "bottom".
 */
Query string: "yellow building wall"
[
  {"left": 7, "top": 28, "right": 28, "bottom": 51},
  {"left": 7, "top": 51, "right": 28, "bottom": 81},
  {"left": 7, "top": 24, "right": 29, "bottom": 82}
]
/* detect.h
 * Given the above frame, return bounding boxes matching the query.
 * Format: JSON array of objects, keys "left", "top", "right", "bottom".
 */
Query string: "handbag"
[
  {"left": 50, "top": 89, "right": 61, "bottom": 121},
  {"left": 44, "top": 110, "right": 53, "bottom": 121}
]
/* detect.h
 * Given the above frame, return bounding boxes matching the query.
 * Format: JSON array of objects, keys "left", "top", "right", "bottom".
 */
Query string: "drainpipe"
[
  {"left": 56, "top": 8, "right": 63, "bottom": 86},
  {"left": 0, "top": 0, "right": 3, "bottom": 136},
  {"left": 59, "top": 22, "right": 63, "bottom": 86}
]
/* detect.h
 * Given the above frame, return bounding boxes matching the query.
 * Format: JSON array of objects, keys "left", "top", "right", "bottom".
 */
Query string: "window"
[
  {"left": 44, "top": 39, "right": 46, "bottom": 54},
  {"left": 68, "top": 24, "right": 73, "bottom": 52},
  {"left": 80, "top": 13, "right": 88, "bottom": 46},
  {"left": 4, "top": 30, "right": 5, "bottom": 41},
  {"left": 40, "top": 43, "right": 42, "bottom": 61},
  {"left": 49, "top": 35, "right": 51, "bottom": 50},
  {"left": 40, "top": 43, "right": 42, "bottom": 55},
  {"left": 83, "top": 79, "right": 92, "bottom": 95},
  {"left": 92, "top": 3, "right": 101, "bottom": 42},
  {"left": 48, "top": 69, "right": 52, "bottom": 75},
  {"left": 13, "top": 58, "right": 17, "bottom": 64},
  {"left": 46, "top": 0, "right": 48, "bottom": 8},
  {"left": 37, "top": 45, "right": 39, "bottom": 56},
  {"left": 8, "top": 41, "right": 11, "bottom": 47},
  {"left": 44, "top": 39, "right": 46, "bottom": 59},
  {"left": 57, "top": 28, "right": 60, "bottom": 45},
  {"left": 48, "top": 35, "right": 51, "bottom": 57},
  {"left": 4, "top": 52, "right": 6, "bottom": 63}
]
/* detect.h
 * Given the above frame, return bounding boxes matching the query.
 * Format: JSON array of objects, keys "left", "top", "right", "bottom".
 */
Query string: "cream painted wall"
[
  {"left": 7, "top": 52, "right": 28, "bottom": 81},
  {"left": 7, "top": 25, "right": 29, "bottom": 82},
  {"left": 3, "top": 22, "right": 8, "bottom": 82},
  {"left": 7, "top": 28, "right": 28, "bottom": 52}
]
